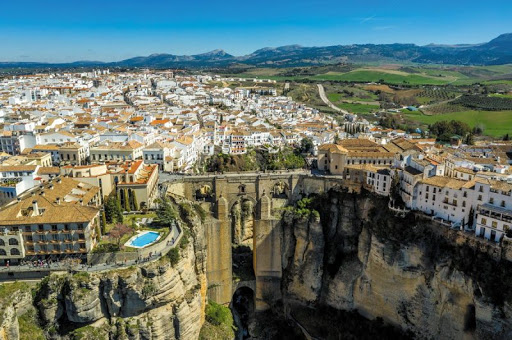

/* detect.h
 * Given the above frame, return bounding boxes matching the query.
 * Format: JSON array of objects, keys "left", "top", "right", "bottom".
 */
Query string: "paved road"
[{"left": 317, "top": 84, "right": 349, "bottom": 115}]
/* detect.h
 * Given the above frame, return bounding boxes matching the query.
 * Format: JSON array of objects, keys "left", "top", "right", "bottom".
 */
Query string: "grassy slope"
[
  {"left": 404, "top": 110, "right": 512, "bottom": 137},
  {"left": 310, "top": 70, "right": 453, "bottom": 85}
]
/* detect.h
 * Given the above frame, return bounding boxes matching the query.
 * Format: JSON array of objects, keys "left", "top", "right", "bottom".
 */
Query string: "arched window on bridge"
[
  {"left": 10, "top": 248, "right": 20, "bottom": 255},
  {"left": 0, "top": 239, "right": 4, "bottom": 246},
  {"left": 8, "top": 238, "right": 18, "bottom": 246}
]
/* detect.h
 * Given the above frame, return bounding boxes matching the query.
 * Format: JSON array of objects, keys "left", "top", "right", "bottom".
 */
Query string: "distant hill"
[{"left": 1, "top": 34, "right": 511, "bottom": 69}]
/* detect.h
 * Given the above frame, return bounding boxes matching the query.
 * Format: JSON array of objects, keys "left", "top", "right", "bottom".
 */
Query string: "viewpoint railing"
[{"left": 0, "top": 222, "right": 182, "bottom": 278}]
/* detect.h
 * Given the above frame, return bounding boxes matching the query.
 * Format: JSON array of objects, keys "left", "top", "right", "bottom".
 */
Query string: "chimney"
[
  {"left": 16, "top": 197, "right": 21, "bottom": 203},
  {"left": 79, "top": 199, "right": 83, "bottom": 206},
  {"left": 40, "top": 190, "right": 45, "bottom": 196},
  {"left": 32, "top": 200, "right": 39, "bottom": 216},
  {"left": 49, "top": 184, "right": 54, "bottom": 190},
  {"left": 56, "top": 197, "right": 61, "bottom": 205}
]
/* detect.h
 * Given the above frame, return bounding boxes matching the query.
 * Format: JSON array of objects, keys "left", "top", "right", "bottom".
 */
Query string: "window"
[
  {"left": 502, "top": 201, "right": 506, "bottom": 208},
  {"left": 51, "top": 225, "right": 57, "bottom": 231},
  {"left": 8, "top": 238, "right": 19, "bottom": 245},
  {"left": 481, "top": 218, "right": 487, "bottom": 225},
  {"left": 492, "top": 221, "right": 498, "bottom": 229},
  {"left": 478, "top": 195, "right": 482, "bottom": 201},
  {"left": 463, "top": 191, "right": 467, "bottom": 198},
  {"left": 489, "top": 197, "right": 494, "bottom": 204},
  {"left": 10, "top": 248, "right": 20, "bottom": 255},
  {"left": 426, "top": 186, "right": 429, "bottom": 192},
  {"left": 479, "top": 186, "right": 483, "bottom": 193},
  {"left": 462, "top": 201, "right": 466, "bottom": 207}
]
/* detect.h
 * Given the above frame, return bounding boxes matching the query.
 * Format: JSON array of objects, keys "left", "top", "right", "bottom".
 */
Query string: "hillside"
[{"left": 2, "top": 33, "right": 512, "bottom": 69}]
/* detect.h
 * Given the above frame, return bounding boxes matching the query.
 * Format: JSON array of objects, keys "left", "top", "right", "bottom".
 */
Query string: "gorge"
[{"left": 1, "top": 174, "right": 512, "bottom": 339}]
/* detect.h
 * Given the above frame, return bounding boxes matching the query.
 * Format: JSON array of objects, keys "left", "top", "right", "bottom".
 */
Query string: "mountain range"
[{"left": 1, "top": 33, "right": 512, "bottom": 69}]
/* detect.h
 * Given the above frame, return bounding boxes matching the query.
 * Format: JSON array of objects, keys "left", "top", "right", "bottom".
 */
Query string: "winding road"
[{"left": 317, "top": 84, "right": 349, "bottom": 116}]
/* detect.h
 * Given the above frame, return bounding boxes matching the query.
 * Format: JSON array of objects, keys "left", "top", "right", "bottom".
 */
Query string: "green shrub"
[
  {"left": 168, "top": 247, "right": 180, "bottom": 267},
  {"left": 205, "top": 301, "right": 233, "bottom": 326}
]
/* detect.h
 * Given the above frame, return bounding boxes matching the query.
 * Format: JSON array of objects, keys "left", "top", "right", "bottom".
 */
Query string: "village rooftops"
[
  {"left": 0, "top": 165, "right": 38, "bottom": 172},
  {"left": 92, "top": 140, "right": 143, "bottom": 150},
  {"left": 420, "top": 176, "right": 476, "bottom": 190},
  {"left": 0, "top": 177, "right": 100, "bottom": 225}
]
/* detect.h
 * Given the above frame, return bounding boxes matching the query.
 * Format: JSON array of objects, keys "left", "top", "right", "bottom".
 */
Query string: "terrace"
[{"left": 478, "top": 204, "right": 512, "bottom": 224}]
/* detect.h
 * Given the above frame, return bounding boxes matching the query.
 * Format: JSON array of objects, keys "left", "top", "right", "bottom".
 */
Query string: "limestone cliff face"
[
  {"left": 280, "top": 191, "right": 512, "bottom": 340},
  {"left": 0, "top": 286, "right": 32, "bottom": 340},
  {"left": 36, "top": 214, "right": 207, "bottom": 340}
]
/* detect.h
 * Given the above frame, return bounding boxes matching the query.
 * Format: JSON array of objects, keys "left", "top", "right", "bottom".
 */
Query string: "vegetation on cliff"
[
  {"left": 205, "top": 147, "right": 306, "bottom": 172},
  {"left": 199, "top": 301, "right": 236, "bottom": 340}
]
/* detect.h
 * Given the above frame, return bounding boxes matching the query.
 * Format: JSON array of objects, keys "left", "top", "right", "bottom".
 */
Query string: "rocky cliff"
[
  {"left": 279, "top": 190, "right": 512, "bottom": 339},
  {"left": 31, "top": 207, "right": 208, "bottom": 340}
]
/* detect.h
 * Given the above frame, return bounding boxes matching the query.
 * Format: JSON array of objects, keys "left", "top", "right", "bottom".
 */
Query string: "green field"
[
  {"left": 310, "top": 70, "right": 453, "bottom": 85},
  {"left": 404, "top": 110, "right": 512, "bottom": 137}
]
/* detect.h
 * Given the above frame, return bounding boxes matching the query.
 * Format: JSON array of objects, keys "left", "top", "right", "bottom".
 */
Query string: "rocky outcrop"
[
  {"left": 35, "top": 212, "right": 207, "bottom": 340},
  {"left": 280, "top": 190, "right": 512, "bottom": 340},
  {"left": 0, "top": 283, "right": 33, "bottom": 340}
]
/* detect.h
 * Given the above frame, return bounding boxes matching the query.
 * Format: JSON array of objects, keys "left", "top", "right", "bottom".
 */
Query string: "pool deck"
[{"left": 124, "top": 230, "right": 162, "bottom": 249}]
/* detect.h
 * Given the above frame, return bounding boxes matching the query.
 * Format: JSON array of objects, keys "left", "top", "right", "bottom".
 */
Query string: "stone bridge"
[{"left": 166, "top": 172, "right": 348, "bottom": 310}]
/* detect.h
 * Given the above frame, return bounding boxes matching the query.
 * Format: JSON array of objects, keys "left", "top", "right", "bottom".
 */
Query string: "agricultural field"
[
  {"left": 335, "top": 102, "right": 380, "bottom": 114},
  {"left": 225, "top": 64, "right": 512, "bottom": 137},
  {"left": 227, "top": 63, "right": 512, "bottom": 86},
  {"left": 404, "top": 110, "right": 512, "bottom": 137},
  {"left": 310, "top": 70, "right": 453, "bottom": 85},
  {"left": 451, "top": 95, "right": 512, "bottom": 111}
]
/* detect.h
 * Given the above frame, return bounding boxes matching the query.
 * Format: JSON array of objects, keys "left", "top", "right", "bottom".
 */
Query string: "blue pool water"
[{"left": 130, "top": 231, "right": 160, "bottom": 247}]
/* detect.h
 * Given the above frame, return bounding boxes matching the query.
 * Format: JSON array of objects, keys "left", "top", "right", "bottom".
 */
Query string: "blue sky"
[{"left": 1, "top": 0, "right": 511, "bottom": 62}]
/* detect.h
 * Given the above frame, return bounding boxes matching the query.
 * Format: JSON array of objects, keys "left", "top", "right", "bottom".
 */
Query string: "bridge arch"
[{"left": 231, "top": 286, "right": 255, "bottom": 338}]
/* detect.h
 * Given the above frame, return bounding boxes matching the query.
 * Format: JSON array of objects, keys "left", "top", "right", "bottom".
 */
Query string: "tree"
[
  {"left": 109, "top": 223, "right": 132, "bottom": 246},
  {"left": 131, "top": 189, "right": 139, "bottom": 211},
  {"left": 101, "top": 210, "right": 107, "bottom": 234},
  {"left": 123, "top": 189, "right": 130, "bottom": 212},
  {"left": 299, "top": 138, "right": 314, "bottom": 154},
  {"left": 465, "top": 133, "right": 475, "bottom": 145},
  {"left": 468, "top": 207, "right": 475, "bottom": 229},
  {"left": 104, "top": 195, "right": 122, "bottom": 224},
  {"left": 156, "top": 197, "right": 177, "bottom": 228}
]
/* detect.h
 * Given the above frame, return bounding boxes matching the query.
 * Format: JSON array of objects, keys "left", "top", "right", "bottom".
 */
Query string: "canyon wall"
[{"left": 279, "top": 190, "right": 512, "bottom": 339}]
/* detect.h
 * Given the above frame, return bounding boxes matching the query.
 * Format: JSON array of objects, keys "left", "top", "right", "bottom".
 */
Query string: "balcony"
[
  {"left": 442, "top": 199, "right": 458, "bottom": 207},
  {"left": 478, "top": 204, "right": 512, "bottom": 223}
]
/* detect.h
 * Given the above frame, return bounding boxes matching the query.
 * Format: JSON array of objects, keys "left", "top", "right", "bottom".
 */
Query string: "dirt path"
[{"left": 317, "top": 84, "right": 349, "bottom": 115}]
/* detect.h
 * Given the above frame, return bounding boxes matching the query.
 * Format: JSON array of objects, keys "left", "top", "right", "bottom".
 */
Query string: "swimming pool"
[{"left": 126, "top": 231, "right": 161, "bottom": 248}]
